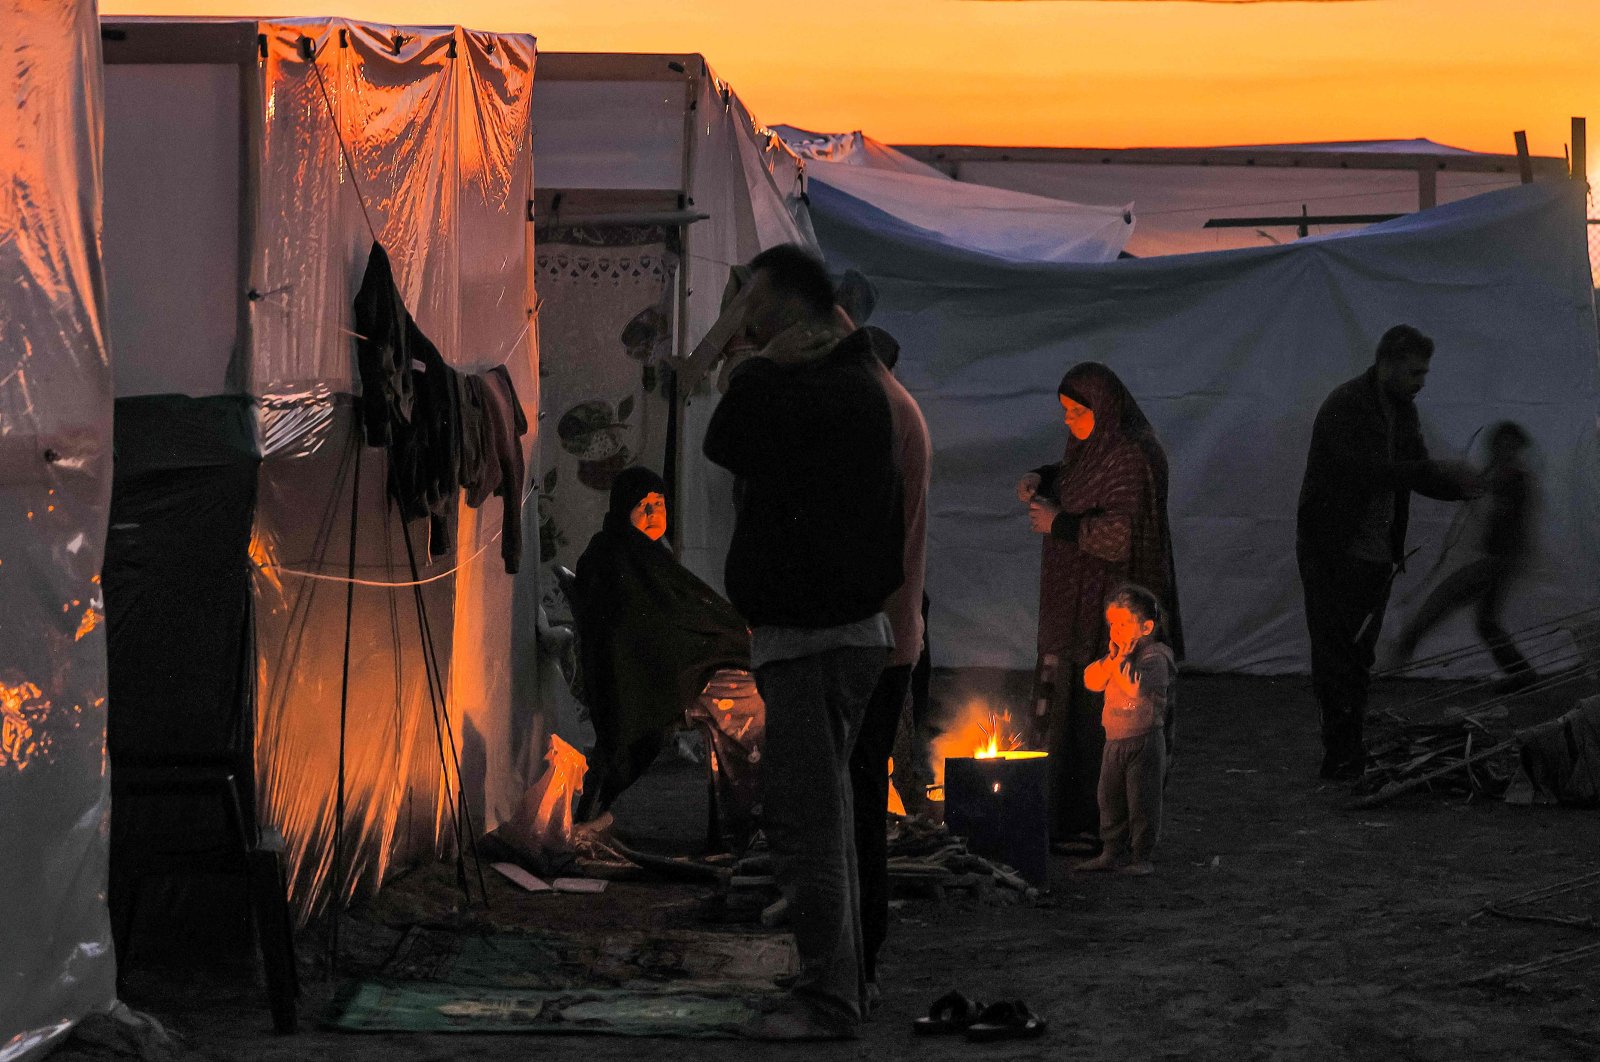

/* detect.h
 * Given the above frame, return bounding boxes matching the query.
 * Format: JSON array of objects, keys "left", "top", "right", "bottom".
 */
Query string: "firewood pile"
[
  {"left": 717, "top": 817, "right": 1039, "bottom": 922},
  {"left": 1350, "top": 715, "right": 1520, "bottom": 808},
  {"left": 884, "top": 815, "right": 1041, "bottom": 903}
]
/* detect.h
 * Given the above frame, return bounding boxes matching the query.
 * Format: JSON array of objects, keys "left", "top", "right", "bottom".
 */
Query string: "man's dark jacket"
[
  {"left": 704, "top": 328, "right": 905, "bottom": 629},
  {"left": 1296, "top": 365, "right": 1464, "bottom": 561}
]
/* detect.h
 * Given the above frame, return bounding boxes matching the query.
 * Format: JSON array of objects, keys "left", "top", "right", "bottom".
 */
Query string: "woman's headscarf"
[
  {"left": 605, "top": 465, "right": 668, "bottom": 538},
  {"left": 1048, "top": 363, "right": 1184, "bottom": 657},
  {"left": 1057, "top": 363, "right": 1163, "bottom": 495}
]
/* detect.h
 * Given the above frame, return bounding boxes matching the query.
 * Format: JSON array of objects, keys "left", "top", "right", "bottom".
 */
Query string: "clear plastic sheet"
[
  {"left": 243, "top": 19, "right": 538, "bottom": 912},
  {"left": 0, "top": 0, "right": 119, "bottom": 1057},
  {"left": 683, "top": 669, "right": 765, "bottom": 852}
]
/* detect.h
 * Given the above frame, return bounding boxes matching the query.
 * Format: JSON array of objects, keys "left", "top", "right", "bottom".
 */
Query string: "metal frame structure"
[
  {"left": 895, "top": 143, "right": 1569, "bottom": 212},
  {"left": 531, "top": 51, "right": 714, "bottom": 535}
]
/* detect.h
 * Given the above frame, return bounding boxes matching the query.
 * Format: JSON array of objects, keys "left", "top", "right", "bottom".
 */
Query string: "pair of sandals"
[{"left": 913, "top": 991, "right": 1047, "bottom": 1042}]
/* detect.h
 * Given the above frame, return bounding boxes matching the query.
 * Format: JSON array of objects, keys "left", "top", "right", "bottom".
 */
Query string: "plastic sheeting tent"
[
  {"left": 809, "top": 176, "right": 1600, "bottom": 675},
  {"left": 1, "top": 2, "right": 119, "bottom": 1057},
  {"left": 98, "top": 17, "right": 539, "bottom": 917},
  {"left": 778, "top": 126, "right": 1133, "bottom": 265},
  {"left": 897, "top": 139, "right": 1567, "bottom": 259},
  {"left": 528, "top": 54, "right": 812, "bottom": 601}
]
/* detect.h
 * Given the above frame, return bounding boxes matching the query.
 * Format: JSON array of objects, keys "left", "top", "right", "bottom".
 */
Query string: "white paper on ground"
[
  {"left": 552, "top": 878, "right": 608, "bottom": 894},
  {"left": 492, "top": 862, "right": 553, "bottom": 892}
]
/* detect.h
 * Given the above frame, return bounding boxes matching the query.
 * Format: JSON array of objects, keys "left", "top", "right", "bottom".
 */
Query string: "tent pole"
[
  {"left": 1514, "top": 131, "right": 1533, "bottom": 184},
  {"left": 666, "top": 60, "right": 701, "bottom": 559},
  {"left": 331, "top": 426, "right": 362, "bottom": 972},
  {"left": 1416, "top": 165, "right": 1437, "bottom": 211},
  {"left": 1572, "top": 117, "right": 1587, "bottom": 185}
]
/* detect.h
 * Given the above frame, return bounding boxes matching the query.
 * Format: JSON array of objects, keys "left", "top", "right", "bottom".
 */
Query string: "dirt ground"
[{"left": 63, "top": 673, "right": 1600, "bottom": 1062}]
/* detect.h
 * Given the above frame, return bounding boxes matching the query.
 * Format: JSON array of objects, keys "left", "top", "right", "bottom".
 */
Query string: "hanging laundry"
[
  {"left": 354, "top": 240, "right": 527, "bottom": 574},
  {"left": 463, "top": 365, "right": 528, "bottom": 575},
  {"left": 352, "top": 243, "right": 415, "bottom": 448}
]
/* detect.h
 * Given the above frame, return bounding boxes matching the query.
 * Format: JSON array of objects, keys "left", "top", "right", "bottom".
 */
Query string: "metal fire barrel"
[{"left": 944, "top": 753, "right": 1049, "bottom": 885}]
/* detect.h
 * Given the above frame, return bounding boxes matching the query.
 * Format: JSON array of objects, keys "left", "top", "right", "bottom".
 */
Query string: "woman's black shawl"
[{"left": 571, "top": 504, "right": 750, "bottom": 812}]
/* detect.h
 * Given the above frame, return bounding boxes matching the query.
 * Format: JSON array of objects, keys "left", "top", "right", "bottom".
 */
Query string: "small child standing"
[{"left": 1076, "top": 584, "right": 1178, "bottom": 876}]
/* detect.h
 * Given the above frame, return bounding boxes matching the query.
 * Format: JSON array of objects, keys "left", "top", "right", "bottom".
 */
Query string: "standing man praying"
[
  {"left": 704, "top": 244, "right": 904, "bottom": 1040},
  {"left": 1296, "top": 324, "right": 1479, "bottom": 780}
]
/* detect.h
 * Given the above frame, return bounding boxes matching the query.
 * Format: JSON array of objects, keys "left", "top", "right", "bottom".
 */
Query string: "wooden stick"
[
  {"left": 1462, "top": 939, "right": 1600, "bottom": 986},
  {"left": 1349, "top": 738, "right": 1518, "bottom": 808},
  {"left": 1514, "top": 131, "right": 1534, "bottom": 184},
  {"left": 1572, "top": 117, "right": 1588, "bottom": 184},
  {"left": 1477, "top": 869, "right": 1600, "bottom": 913}
]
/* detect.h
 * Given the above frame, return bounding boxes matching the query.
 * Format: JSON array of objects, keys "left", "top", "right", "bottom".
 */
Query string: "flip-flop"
[
  {"left": 964, "top": 999, "right": 1048, "bottom": 1042},
  {"left": 912, "top": 990, "right": 986, "bottom": 1035}
]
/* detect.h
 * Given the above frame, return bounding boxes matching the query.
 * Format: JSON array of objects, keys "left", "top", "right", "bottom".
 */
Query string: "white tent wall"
[
  {"left": 98, "top": 17, "right": 539, "bottom": 915},
  {"left": 529, "top": 54, "right": 811, "bottom": 597},
  {"left": 252, "top": 19, "right": 539, "bottom": 909},
  {"left": 0, "top": 0, "right": 118, "bottom": 1057},
  {"left": 808, "top": 177, "right": 1600, "bottom": 676}
]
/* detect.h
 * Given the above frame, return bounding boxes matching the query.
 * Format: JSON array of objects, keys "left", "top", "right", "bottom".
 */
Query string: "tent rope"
[
  {"left": 395, "top": 489, "right": 490, "bottom": 909},
  {"left": 260, "top": 478, "right": 535, "bottom": 588},
  {"left": 304, "top": 36, "right": 382, "bottom": 245}
]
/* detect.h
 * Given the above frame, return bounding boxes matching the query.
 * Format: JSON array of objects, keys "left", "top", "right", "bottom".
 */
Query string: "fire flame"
[{"left": 928, "top": 701, "right": 1032, "bottom": 796}]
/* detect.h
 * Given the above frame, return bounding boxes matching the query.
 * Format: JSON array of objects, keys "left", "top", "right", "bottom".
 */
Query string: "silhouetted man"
[
  {"left": 704, "top": 244, "right": 903, "bottom": 1040},
  {"left": 1297, "top": 324, "right": 1478, "bottom": 780}
]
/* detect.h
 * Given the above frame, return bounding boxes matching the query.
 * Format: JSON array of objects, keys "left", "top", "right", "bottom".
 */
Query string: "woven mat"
[{"left": 326, "top": 927, "right": 795, "bottom": 1036}]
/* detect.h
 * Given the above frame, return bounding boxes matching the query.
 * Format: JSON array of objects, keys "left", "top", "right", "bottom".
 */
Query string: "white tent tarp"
[
  {"left": 100, "top": 17, "right": 540, "bottom": 915},
  {"left": 809, "top": 177, "right": 1600, "bottom": 675},
  {"left": 1, "top": 0, "right": 118, "bottom": 1056},
  {"left": 779, "top": 126, "right": 1132, "bottom": 265}
]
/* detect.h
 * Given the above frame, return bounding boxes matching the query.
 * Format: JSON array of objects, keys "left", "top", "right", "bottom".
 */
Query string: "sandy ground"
[{"left": 61, "top": 674, "right": 1600, "bottom": 1062}]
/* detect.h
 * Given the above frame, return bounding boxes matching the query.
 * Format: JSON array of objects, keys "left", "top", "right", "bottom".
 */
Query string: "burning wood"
[{"left": 927, "top": 701, "right": 1033, "bottom": 799}]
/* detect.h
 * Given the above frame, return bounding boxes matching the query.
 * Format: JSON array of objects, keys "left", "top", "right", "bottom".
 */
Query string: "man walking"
[
  {"left": 1297, "top": 324, "right": 1478, "bottom": 780},
  {"left": 704, "top": 244, "right": 904, "bottom": 1039}
]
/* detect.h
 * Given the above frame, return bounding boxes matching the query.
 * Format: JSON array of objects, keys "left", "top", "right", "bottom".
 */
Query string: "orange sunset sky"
[{"left": 103, "top": 0, "right": 1599, "bottom": 165}]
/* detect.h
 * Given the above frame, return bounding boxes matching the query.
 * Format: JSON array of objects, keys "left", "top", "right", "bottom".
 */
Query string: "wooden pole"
[
  {"left": 1514, "top": 130, "right": 1533, "bottom": 183},
  {"left": 1572, "top": 117, "right": 1587, "bottom": 184},
  {"left": 1417, "top": 165, "right": 1437, "bottom": 210}
]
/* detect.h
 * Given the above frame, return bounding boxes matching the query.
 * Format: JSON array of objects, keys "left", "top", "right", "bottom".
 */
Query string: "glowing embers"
[
  {"left": 929, "top": 701, "right": 1035, "bottom": 795},
  {"left": 1, "top": 680, "right": 57, "bottom": 771}
]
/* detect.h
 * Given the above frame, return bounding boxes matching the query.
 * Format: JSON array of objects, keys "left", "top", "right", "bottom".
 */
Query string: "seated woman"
[{"left": 570, "top": 466, "right": 761, "bottom": 847}]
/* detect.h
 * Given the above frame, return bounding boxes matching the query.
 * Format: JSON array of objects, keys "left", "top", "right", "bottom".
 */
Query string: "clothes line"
[{"left": 260, "top": 478, "right": 538, "bottom": 589}]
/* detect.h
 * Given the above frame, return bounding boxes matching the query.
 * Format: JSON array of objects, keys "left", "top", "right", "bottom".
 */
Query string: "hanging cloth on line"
[{"left": 353, "top": 241, "right": 528, "bottom": 573}]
